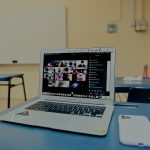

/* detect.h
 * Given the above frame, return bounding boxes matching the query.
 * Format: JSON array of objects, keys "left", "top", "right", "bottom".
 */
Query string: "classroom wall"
[
  {"left": 0, "top": 0, "right": 149, "bottom": 100},
  {"left": 145, "top": 0, "right": 150, "bottom": 71}
]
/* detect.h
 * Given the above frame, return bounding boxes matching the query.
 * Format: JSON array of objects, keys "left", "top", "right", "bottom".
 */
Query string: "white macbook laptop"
[{"left": 0, "top": 47, "right": 115, "bottom": 136}]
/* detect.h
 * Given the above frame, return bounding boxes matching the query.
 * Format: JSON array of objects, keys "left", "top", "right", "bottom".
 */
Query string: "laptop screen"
[{"left": 42, "top": 48, "right": 114, "bottom": 100}]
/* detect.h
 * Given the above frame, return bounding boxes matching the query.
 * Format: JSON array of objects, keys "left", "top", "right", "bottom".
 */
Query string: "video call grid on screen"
[{"left": 42, "top": 52, "right": 111, "bottom": 99}]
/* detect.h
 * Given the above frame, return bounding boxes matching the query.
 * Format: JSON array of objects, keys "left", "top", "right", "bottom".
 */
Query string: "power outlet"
[{"left": 107, "top": 23, "right": 117, "bottom": 33}]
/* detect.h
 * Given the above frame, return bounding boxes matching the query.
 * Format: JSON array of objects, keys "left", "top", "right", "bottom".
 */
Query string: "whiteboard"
[{"left": 0, "top": 6, "right": 66, "bottom": 64}]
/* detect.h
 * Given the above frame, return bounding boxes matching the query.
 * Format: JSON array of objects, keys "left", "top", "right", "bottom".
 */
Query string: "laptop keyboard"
[{"left": 25, "top": 101, "right": 106, "bottom": 118}]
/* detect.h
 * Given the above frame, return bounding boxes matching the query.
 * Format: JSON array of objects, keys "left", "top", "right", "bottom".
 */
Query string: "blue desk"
[
  {"left": 0, "top": 99, "right": 150, "bottom": 150},
  {"left": 0, "top": 74, "right": 27, "bottom": 108},
  {"left": 115, "top": 77, "right": 150, "bottom": 93}
]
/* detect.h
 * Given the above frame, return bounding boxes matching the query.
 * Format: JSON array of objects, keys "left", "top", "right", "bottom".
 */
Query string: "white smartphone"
[{"left": 118, "top": 115, "right": 150, "bottom": 147}]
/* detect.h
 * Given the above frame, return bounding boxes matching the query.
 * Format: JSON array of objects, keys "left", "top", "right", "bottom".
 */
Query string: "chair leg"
[
  {"left": 8, "top": 81, "right": 11, "bottom": 108},
  {"left": 21, "top": 76, "right": 27, "bottom": 101},
  {"left": 7, "top": 75, "right": 27, "bottom": 108}
]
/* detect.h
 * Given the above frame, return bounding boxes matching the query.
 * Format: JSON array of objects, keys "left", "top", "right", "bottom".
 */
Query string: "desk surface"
[
  {"left": 115, "top": 77, "right": 150, "bottom": 93},
  {"left": 0, "top": 73, "right": 24, "bottom": 81},
  {"left": 0, "top": 100, "right": 150, "bottom": 150}
]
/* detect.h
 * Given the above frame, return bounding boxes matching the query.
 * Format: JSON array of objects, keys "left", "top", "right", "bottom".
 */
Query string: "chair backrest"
[{"left": 127, "top": 87, "right": 150, "bottom": 103}]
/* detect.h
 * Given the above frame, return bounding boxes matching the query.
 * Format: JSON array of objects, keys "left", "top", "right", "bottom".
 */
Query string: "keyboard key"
[{"left": 25, "top": 101, "right": 106, "bottom": 118}]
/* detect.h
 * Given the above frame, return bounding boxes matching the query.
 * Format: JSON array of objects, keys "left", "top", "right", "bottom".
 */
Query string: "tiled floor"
[
  {"left": 115, "top": 93, "right": 128, "bottom": 102},
  {"left": 0, "top": 98, "right": 24, "bottom": 112}
]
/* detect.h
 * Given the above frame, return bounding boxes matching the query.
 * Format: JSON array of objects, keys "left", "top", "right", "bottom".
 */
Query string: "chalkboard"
[{"left": 0, "top": 6, "right": 66, "bottom": 64}]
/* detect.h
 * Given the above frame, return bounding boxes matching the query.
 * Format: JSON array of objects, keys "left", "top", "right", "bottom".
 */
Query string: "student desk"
[
  {"left": 0, "top": 99, "right": 149, "bottom": 150},
  {"left": 0, "top": 74, "right": 27, "bottom": 108},
  {"left": 115, "top": 77, "right": 150, "bottom": 93}
]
